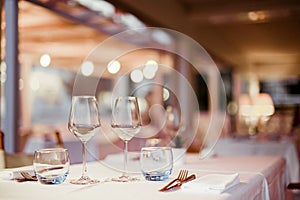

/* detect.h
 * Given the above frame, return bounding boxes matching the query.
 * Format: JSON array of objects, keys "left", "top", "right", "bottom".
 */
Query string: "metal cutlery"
[
  {"left": 14, "top": 171, "right": 37, "bottom": 182},
  {"left": 159, "top": 169, "right": 188, "bottom": 192},
  {"left": 161, "top": 174, "right": 196, "bottom": 192},
  {"left": 20, "top": 171, "right": 37, "bottom": 181},
  {"left": 15, "top": 166, "right": 64, "bottom": 182}
]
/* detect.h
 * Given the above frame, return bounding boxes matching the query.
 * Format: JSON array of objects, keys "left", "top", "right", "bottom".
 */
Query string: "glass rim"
[
  {"left": 35, "top": 148, "right": 68, "bottom": 153},
  {"left": 114, "top": 96, "right": 137, "bottom": 100},
  {"left": 72, "top": 95, "right": 96, "bottom": 99},
  {"left": 141, "top": 146, "right": 172, "bottom": 151}
]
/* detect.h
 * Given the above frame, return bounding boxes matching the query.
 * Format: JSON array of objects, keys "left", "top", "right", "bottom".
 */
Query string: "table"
[
  {"left": 205, "top": 137, "right": 299, "bottom": 183},
  {"left": 0, "top": 154, "right": 286, "bottom": 200}
]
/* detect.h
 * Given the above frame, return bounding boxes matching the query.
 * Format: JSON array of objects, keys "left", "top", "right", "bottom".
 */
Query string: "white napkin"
[
  {"left": 0, "top": 170, "right": 31, "bottom": 180},
  {"left": 0, "top": 170, "right": 14, "bottom": 180},
  {"left": 0, "top": 168, "right": 34, "bottom": 180},
  {"left": 184, "top": 173, "right": 240, "bottom": 194}
]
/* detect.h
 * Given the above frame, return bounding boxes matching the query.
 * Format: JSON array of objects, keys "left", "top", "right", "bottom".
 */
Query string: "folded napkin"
[
  {"left": 184, "top": 173, "right": 240, "bottom": 194},
  {"left": 0, "top": 170, "right": 14, "bottom": 180},
  {"left": 0, "top": 169, "right": 34, "bottom": 180}
]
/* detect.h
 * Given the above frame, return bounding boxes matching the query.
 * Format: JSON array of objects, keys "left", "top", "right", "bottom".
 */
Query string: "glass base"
[
  {"left": 142, "top": 169, "right": 172, "bottom": 181},
  {"left": 37, "top": 173, "right": 68, "bottom": 184},
  {"left": 70, "top": 176, "right": 100, "bottom": 185},
  {"left": 111, "top": 175, "right": 139, "bottom": 182}
]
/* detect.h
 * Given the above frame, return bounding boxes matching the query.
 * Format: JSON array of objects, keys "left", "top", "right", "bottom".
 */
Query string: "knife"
[{"left": 160, "top": 174, "right": 196, "bottom": 192}]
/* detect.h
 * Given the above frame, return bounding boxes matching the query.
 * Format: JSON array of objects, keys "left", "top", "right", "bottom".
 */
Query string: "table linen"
[
  {"left": 206, "top": 137, "right": 299, "bottom": 183},
  {"left": 0, "top": 154, "right": 286, "bottom": 200},
  {"left": 183, "top": 173, "right": 240, "bottom": 193}
]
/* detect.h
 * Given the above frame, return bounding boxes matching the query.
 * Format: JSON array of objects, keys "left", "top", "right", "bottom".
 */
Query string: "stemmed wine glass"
[
  {"left": 111, "top": 96, "right": 142, "bottom": 182},
  {"left": 165, "top": 105, "right": 185, "bottom": 147},
  {"left": 68, "top": 96, "right": 101, "bottom": 184}
]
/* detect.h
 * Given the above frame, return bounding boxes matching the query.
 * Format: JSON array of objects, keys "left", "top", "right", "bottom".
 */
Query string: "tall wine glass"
[
  {"left": 68, "top": 96, "right": 101, "bottom": 184},
  {"left": 165, "top": 105, "right": 185, "bottom": 147},
  {"left": 111, "top": 96, "right": 142, "bottom": 182}
]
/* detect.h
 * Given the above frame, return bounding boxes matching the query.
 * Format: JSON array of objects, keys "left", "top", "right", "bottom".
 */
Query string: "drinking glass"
[
  {"left": 140, "top": 147, "right": 173, "bottom": 181},
  {"left": 165, "top": 105, "right": 185, "bottom": 147},
  {"left": 111, "top": 96, "right": 142, "bottom": 182},
  {"left": 165, "top": 105, "right": 181, "bottom": 135},
  {"left": 68, "top": 95, "right": 101, "bottom": 184},
  {"left": 33, "top": 148, "right": 69, "bottom": 184}
]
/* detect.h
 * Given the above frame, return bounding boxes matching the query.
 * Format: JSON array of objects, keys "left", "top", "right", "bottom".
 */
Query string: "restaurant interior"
[{"left": 0, "top": 0, "right": 300, "bottom": 199}]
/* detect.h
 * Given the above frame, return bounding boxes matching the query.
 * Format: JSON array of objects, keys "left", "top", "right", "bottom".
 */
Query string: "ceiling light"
[
  {"left": 248, "top": 11, "right": 268, "bottom": 22},
  {"left": 143, "top": 60, "right": 158, "bottom": 79},
  {"left": 0, "top": 61, "right": 6, "bottom": 83},
  {"left": 248, "top": 12, "right": 259, "bottom": 21},
  {"left": 81, "top": 60, "right": 94, "bottom": 76},
  {"left": 163, "top": 88, "right": 170, "bottom": 101},
  {"left": 145, "top": 60, "right": 158, "bottom": 72},
  {"left": 107, "top": 60, "right": 121, "bottom": 74},
  {"left": 0, "top": 61, "right": 6, "bottom": 72},
  {"left": 40, "top": 54, "right": 51, "bottom": 67},
  {"left": 151, "top": 30, "right": 172, "bottom": 45},
  {"left": 76, "top": 0, "right": 115, "bottom": 17},
  {"left": 120, "top": 13, "right": 145, "bottom": 29},
  {"left": 130, "top": 69, "right": 143, "bottom": 83}
]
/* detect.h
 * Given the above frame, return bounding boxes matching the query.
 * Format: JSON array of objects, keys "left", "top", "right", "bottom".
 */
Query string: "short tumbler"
[
  {"left": 33, "top": 148, "right": 70, "bottom": 184},
  {"left": 140, "top": 147, "right": 173, "bottom": 181}
]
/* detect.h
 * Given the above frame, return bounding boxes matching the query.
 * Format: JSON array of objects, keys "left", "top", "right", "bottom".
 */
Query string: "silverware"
[
  {"left": 159, "top": 169, "right": 188, "bottom": 192},
  {"left": 19, "top": 171, "right": 37, "bottom": 181},
  {"left": 161, "top": 174, "right": 196, "bottom": 192},
  {"left": 16, "top": 167, "right": 64, "bottom": 182}
]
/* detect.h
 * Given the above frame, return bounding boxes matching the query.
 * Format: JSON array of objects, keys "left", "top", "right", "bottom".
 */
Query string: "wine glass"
[
  {"left": 111, "top": 96, "right": 142, "bottom": 182},
  {"left": 68, "top": 96, "right": 101, "bottom": 184},
  {"left": 164, "top": 105, "right": 185, "bottom": 147}
]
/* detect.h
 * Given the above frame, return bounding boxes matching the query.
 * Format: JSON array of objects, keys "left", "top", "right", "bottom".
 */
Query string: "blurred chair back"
[
  {"left": 0, "top": 129, "right": 64, "bottom": 168},
  {"left": 55, "top": 130, "right": 64, "bottom": 148},
  {"left": 0, "top": 130, "right": 5, "bottom": 169}
]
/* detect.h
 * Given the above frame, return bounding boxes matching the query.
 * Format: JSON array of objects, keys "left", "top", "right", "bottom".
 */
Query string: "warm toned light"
[
  {"left": 143, "top": 60, "right": 158, "bottom": 79},
  {"left": 253, "top": 93, "right": 275, "bottom": 116},
  {"left": 248, "top": 11, "right": 268, "bottom": 22},
  {"left": 248, "top": 12, "right": 259, "bottom": 21},
  {"left": 81, "top": 61, "right": 94, "bottom": 76},
  {"left": 130, "top": 69, "right": 143, "bottom": 83},
  {"left": 107, "top": 60, "right": 121, "bottom": 74},
  {"left": 239, "top": 93, "right": 274, "bottom": 117},
  {"left": 40, "top": 54, "right": 51, "bottom": 67},
  {"left": 163, "top": 88, "right": 170, "bottom": 101},
  {"left": 0, "top": 61, "right": 6, "bottom": 83},
  {"left": 227, "top": 101, "right": 238, "bottom": 115},
  {"left": 120, "top": 13, "right": 145, "bottom": 28},
  {"left": 76, "top": 0, "right": 115, "bottom": 17}
]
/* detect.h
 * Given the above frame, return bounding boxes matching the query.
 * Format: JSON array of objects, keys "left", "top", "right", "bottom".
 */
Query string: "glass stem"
[
  {"left": 82, "top": 142, "right": 88, "bottom": 178},
  {"left": 123, "top": 140, "right": 128, "bottom": 177}
]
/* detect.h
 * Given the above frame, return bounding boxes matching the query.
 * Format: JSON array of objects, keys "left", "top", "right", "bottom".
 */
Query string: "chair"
[
  {"left": 55, "top": 129, "right": 64, "bottom": 148},
  {"left": 0, "top": 130, "right": 5, "bottom": 169},
  {"left": 0, "top": 129, "right": 64, "bottom": 168},
  {"left": 287, "top": 183, "right": 300, "bottom": 189}
]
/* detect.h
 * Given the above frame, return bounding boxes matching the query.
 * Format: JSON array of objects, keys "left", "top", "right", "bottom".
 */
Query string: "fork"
[
  {"left": 162, "top": 174, "right": 196, "bottom": 192},
  {"left": 159, "top": 169, "right": 188, "bottom": 192},
  {"left": 20, "top": 171, "right": 37, "bottom": 181}
]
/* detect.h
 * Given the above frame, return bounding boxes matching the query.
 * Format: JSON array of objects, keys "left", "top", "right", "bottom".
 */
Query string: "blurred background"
[{"left": 0, "top": 0, "right": 299, "bottom": 160}]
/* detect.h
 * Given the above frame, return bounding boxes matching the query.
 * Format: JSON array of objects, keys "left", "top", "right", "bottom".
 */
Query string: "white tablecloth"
[
  {"left": 205, "top": 137, "right": 299, "bottom": 183},
  {"left": 0, "top": 154, "right": 286, "bottom": 200}
]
